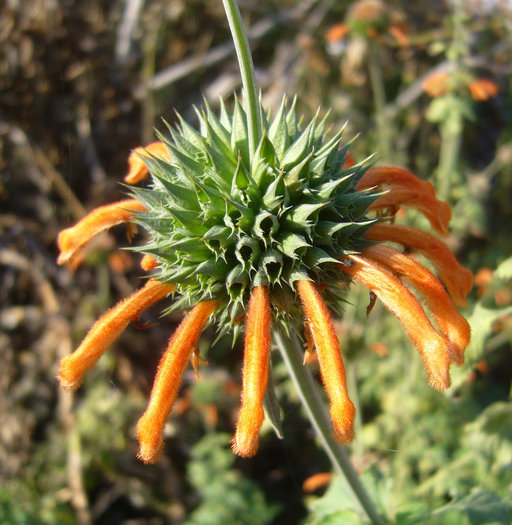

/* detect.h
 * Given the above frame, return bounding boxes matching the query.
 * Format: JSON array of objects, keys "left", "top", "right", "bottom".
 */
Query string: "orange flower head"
[{"left": 56, "top": 97, "right": 471, "bottom": 463}]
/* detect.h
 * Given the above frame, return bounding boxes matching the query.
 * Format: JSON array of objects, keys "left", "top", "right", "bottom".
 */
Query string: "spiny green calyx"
[{"left": 131, "top": 97, "right": 378, "bottom": 337}]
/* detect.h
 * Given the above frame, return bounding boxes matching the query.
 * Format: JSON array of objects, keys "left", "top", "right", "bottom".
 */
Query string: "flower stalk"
[
  {"left": 274, "top": 328, "right": 384, "bottom": 525},
  {"left": 222, "top": 0, "right": 263, "bottom": 158}
]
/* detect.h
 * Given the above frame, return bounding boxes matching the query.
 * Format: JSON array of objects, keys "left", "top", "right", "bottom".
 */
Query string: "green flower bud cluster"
[{"left": 131, "top": 97, "right": 378, "bottom": 337}]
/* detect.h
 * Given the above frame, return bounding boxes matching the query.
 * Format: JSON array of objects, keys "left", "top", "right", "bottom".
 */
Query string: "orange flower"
[
  {"left": 366, "top": 223, "right": 472, "bottom": 307},
  {"left": 57, "top": 199, "right": 147, "bottom": 266},
  {"left": 357, "top": 166, "right": 435, "bottom": 196},
  {"left": 357, "top": 166, "right": 451, "bottom": 236},
  {"left": 422, "top": 72, "right": 451, "bottom": 98},
  {"left": 296, "top": 280, "right": 355, "bottom": 442},
  {"left": 467, "top": 78, "right": 499, "bottom": 101},
  {"left": 362, "top": 245, "right": 470, "bottom": 364},
  {"left": 136, "top": 300, "right": 217, "bottom": 463},
  {"left": 59, "top": 279, "right": 175, "bottom": 390},
  {"left": 339, "top": 255, "right": 452, "bottom": 390},
  {"left": 326, "top": 23, "right": 350, "bottom": 44},
  {"left": 232, "top": 286, "right": 272, "bottom": 457},
  {"left": 125, "top": 141, "right": 170, "bottom": 184}
]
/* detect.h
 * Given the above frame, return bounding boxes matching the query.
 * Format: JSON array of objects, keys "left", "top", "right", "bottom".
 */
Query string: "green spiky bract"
[{"left": 131, "top": 97, "right": 379, "bottom": 340}]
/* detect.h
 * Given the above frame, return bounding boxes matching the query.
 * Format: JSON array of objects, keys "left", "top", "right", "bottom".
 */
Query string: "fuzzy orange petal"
[
  {"left": 57, "top": 199, "right": 147, "bottom": 265},
  {"left": 136, "top": 300, "right": 217, "bottom": 463},
  {"left": 363, "top": 245, "right": 470, "bottom": 364},
  {"left": 296, "top": 280, "right": 355, "bottom": 443},
  {"left": 125, "top": 142, "right": 170, "bottom": 185},
  {"left": 369, "top": 188, "right": 451, "bottom": 236},
  {"left": 356, "top": 166, "right": 436, "bottom": 196},
  {"left": 58, "top": 280, "right": 175, "bottom": 390},
  {"left": 232, "top": 286, "right": 272, "bottom": 457},
  {"left": 468, "top": 78, "right": 498, "bottom": 101},
  {"left": 339, "top": 255, "right": 452, "bottom": 390},
  {"left": 366, "top": 223, "right": 472, "bottom": 307}
]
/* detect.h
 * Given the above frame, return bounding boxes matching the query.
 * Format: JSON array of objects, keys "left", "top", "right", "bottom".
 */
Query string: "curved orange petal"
[
  {"left": 366, "top": 223, "right": 472, "bottom": 307},
  {"left": 356, "top": 166, "right": 436, "bottom": 196},
  {"left": 339, "top": 255, "right": 452, "bottom": 391},
  {"left": 232, "top": 286, "right": 272, "bottom": 457},
  {"left": 369, "top": 188, "right": 451, "bottom": 236},
  {"left": 136, "top": 300, "right": 217, "bottom": 463},
  {"left": 125, "top": 142, "right": 170, "bottom": 185},
  {"left": 296, "top": 280, "right": 355, "bottom": 443},
  {"left": 58, "top": 279, "right": 175, "bottom": 390},
  {"left": 363, "top": 245, "right": 470, "bottom": 364},
  {"left": 57, "top": 199, "right": 147, "bottom": 265}
]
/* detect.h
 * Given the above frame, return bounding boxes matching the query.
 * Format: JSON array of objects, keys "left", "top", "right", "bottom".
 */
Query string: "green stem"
[
  {"left": 275, "top": 329, "right": 384, "bottom": 525},
  {"left": 222, "top": 0, "right": 262, "bottom": 158},
  {"left": 436, "top": 113, "right": 462, "bottom": 202},
  {"left": 368, "top": 43, "right": 392, "bottom": 162}
]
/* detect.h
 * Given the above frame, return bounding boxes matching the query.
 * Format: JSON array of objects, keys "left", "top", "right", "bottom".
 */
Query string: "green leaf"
[
  {"left": 231, "top": 97, "right": 249, "bottom": 167},
  {"left": 262, "top": 172, "right": 285, "bottom": 211},
  {"left": 281, "top": 116, "right": 316, "bottom": 171},
  {"left": 285, "top": 96, "right": 299, "bottom": 139},
  {"left": 284, "top": 150, "right": 314, "bottom": 193},
  {"left": 276, "top": 232, "right": 310, "bottom": 259},
  {"left": 285, "top": 202, "right": 327, "bottom": 227},
  {"left": 259, "top": 249, "right": 283, "bottom": 283},
  {"left": 304, "top": 247, "right": 339, "bottom": 268},
  {"left": 494, "top": 256, "right": 512, "bottom": 280},
  {"left": 432, "top": 489, "right": 512, "bottom": 525},
  {"left": 268, "top": 96, "right": 290, "bottom": 160},
  {"left": 252, "top": 211, "right": 279, "bottom": 243},
  {"left": 466, "top": 303, "right": 512, "bottom": 361},
  {"left": 218, "top": 97, "right": 232, "bottom": 132}
]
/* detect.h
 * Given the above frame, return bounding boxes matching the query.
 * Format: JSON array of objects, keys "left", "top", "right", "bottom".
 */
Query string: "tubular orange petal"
[
  {"left": 232, "top": 286, "right": 272, "bottom": 457},
  {"left": 303, "top": 472, "right": 332, "bottom": 493},
  {"left": 356, "top": 166, "right": 436, "bottom": 196},
  {"left": 58, "top": 280, "right": 175, "bottom": 390},
  {"left": 57, "top": 199, "right": 147, "bottom": 265},
  {"left": 339, "top": 255, "right": 452, "bottom": 390},
  {"left": 125, "top": 142, "right": 170, "bottom": 185},
  {"left": 366, "top": 223, "right": 472, "bottom": 307},
  {"left": 136, "top": 300, "right": 217, "bottom": 463},
  {"left": 296, "top": 280, "right": 355, "bottom": 443},
  {"left": 363, "top": 245, "right": 470, "bottom": 364},
  {"left": 369, "top": 188, "right": 451, "bottom": 236}
]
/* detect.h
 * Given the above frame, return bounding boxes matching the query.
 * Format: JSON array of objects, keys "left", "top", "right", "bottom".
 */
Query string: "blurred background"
[{"left": 1, "top": 0, "right": 512, "bottom": 523}]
